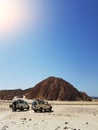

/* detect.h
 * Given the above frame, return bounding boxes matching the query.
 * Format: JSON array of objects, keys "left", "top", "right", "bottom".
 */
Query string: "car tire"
[
  {"left": 12, "top": 107, "right": 16, "bottom": 112},
  {"left": 34, "top": 110, "right": 37, "bottom": 112},
  {"left": 20, "top": 107, "right": 24, "bottom": 111},
  {"left": 44, "top": 109, "right": 46, "bottom": 112},
  {"left": 27, "top": 106, "right": 29, "bottom": 110},
  {"left": 39, "top": 107, "right": 43, "bottom": 112},
  {"left": 49, "top": 107, "right": 52, "bottom": 112}
]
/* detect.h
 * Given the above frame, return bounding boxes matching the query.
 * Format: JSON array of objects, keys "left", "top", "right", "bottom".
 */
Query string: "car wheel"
[
  {"left": 34, "top": 110, "right": 37, "bottom": 112},
  {"left": 27, "top": 106, "right": 29, "bottom": 110},
  {"left": 39, "top": 107, "right": 43, "bottom": 112},
  {"left": 20, "top": 107, "right": 24, "bottom": 111},
  {"left": 49, "top": 107, "right": 52, "bottom": 112},
  {"left": 12, "top": 108, "right": 16, "bottom": 112},
  {"left": 44, "top": 109, "right": 46, "bottom": 112}
]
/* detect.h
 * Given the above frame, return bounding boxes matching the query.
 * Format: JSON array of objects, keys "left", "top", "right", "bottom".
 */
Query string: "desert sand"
[{"left": 0, "top": 101, "right": 98, "bottom": 130}]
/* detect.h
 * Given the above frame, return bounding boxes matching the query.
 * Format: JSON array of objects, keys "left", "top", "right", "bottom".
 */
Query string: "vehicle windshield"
[
  {"left": 18, "top": 100, "right": 25, "bottom": 103},
  {"left": 32, "top": 101, "right": 37, "bottom": 105}
]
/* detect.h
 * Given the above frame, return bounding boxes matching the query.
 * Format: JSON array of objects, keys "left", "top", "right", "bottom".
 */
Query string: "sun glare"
[
  {"left": 0, "top": 0, "right": 45, "bottom": 36},
  {"left": 0, "top": 0, "right": 31, "bottom": 35}
]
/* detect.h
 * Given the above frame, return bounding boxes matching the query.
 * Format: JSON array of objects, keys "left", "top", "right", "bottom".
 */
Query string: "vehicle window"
[
  {"left": 24, "top": 101, "right": 27, "bottom": 104},
  {"left": 32, "top": 102, "right": 37, "bottom": 105},
  {"left": 19, "top": 100, "right": 24, "bottom": 103},
  {"left": 39, "top": 100, "right": 44, "bottom": 104}
]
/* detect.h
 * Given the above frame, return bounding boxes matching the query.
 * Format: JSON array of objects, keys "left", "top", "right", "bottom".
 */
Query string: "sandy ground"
[{"left": 0, "top": 101, "right": 98, "bottom": 130}]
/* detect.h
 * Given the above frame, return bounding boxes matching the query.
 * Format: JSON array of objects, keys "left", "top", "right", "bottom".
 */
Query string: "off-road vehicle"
[
  {"left": 31, "top": 99, "right": 52, "bottom": 112},
  {"left": 9, "top": 99, "right": 29, "bottom": 112}
]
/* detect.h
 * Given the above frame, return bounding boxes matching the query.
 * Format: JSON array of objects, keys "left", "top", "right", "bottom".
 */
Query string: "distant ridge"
[
  {"left": 0, "top": 89, "right": 24, "bottom": 100},
  {"left": 0, "top": 76, "right": 92, "bottom": 101},
  {"left": 91, "top": 97, "right": 98, "bottom": 99}
]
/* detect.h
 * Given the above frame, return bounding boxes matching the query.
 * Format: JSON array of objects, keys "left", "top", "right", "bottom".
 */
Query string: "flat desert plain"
[{"left": 0, "top": 101, "right": 98, "bottom": 130}]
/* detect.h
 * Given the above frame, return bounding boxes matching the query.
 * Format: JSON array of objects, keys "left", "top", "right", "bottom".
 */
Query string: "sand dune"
[{"left": 0, "top": 101, "right": 98, "bottom": 130}]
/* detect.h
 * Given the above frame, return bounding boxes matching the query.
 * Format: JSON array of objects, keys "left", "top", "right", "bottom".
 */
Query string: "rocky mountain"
[
  {"left": 0, "top": 76, "right": 92, "bottom": 101},
  {"left": 25, "top": 76, "right": 92, "bottom": 101}
]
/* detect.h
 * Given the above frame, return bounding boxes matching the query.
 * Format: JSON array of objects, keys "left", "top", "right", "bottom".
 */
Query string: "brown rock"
[{"left": 25, "top": 76, "right": 92, "bottom": 101}]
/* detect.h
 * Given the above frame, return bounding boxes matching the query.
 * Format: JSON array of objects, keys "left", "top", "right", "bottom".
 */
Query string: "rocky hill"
[
  {"left": 25, "top": 77, "right": 92, "bottom": 101},
  {"left": 0, "top": 76, "right": 92, "bottom": 101}
]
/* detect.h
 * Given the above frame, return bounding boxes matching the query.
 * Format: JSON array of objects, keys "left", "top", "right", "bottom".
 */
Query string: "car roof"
[{"left": 13, "top": 99, "right": 24, "bottom": 102}]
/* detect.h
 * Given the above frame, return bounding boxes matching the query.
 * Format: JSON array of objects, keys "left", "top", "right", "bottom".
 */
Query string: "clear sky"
[{"left": 0, "top": 0, "right": 98, "bottom": 96}]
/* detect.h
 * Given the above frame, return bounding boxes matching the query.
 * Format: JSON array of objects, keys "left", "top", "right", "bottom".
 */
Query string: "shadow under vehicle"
[
  {"left": 9, "top": 99, "right": 29, "bottom": 112},
  {"left": 31, "top": 99, "right": 52, "bottom": 112}
]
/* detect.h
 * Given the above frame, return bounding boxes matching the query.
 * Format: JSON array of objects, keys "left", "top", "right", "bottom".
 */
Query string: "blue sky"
[{"left": 0, "top": 0, "right": 98, "bottom": 96}]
